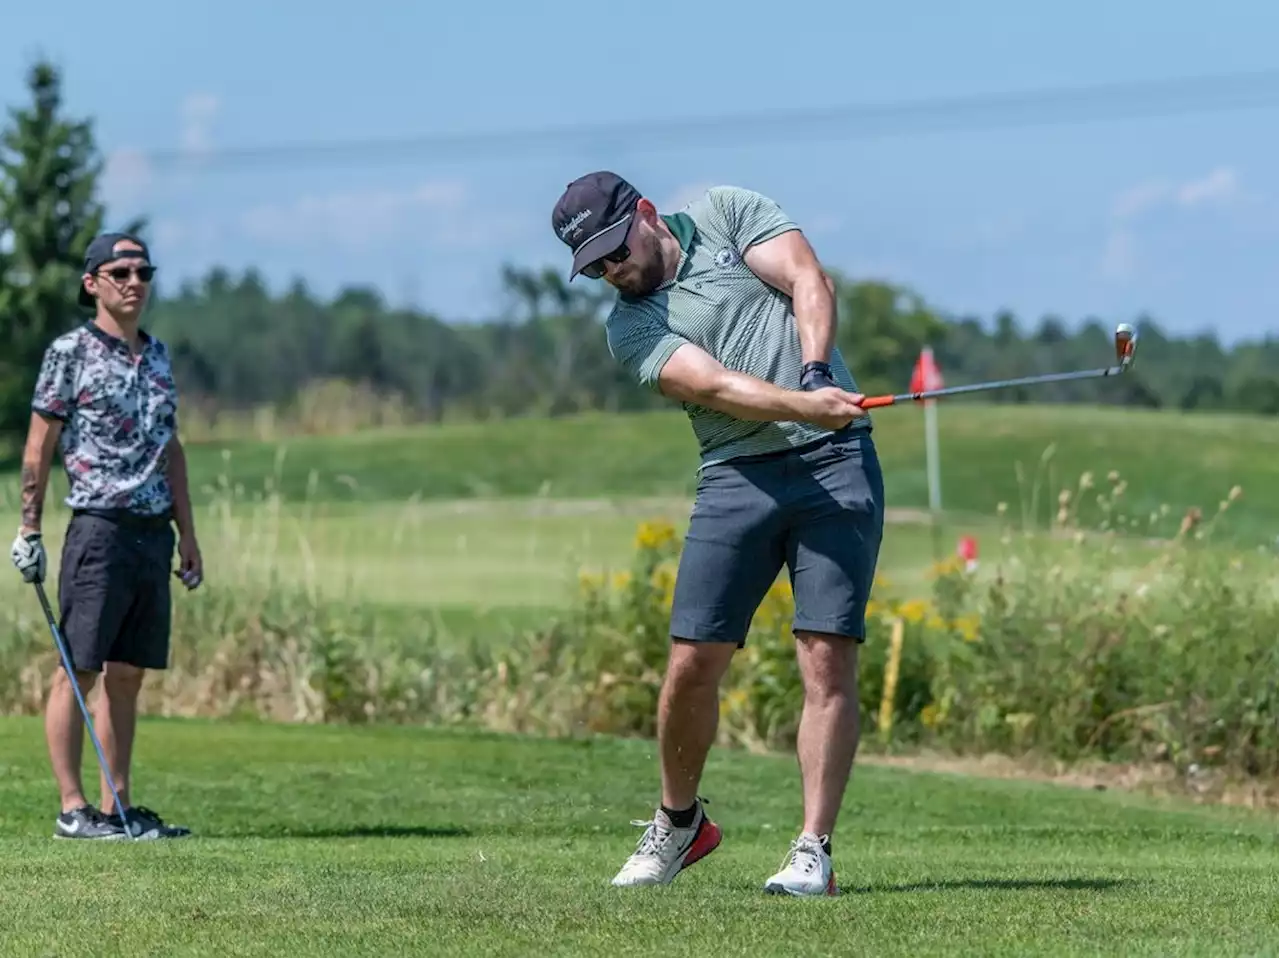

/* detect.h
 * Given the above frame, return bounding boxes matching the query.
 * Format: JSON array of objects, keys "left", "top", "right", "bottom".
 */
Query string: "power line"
[{"left": 143, "top": 70, "right": 1277, "bottom": 174}]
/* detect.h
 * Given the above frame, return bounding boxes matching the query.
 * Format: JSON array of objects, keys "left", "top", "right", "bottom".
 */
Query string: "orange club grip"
[{"left": 860, "top": 395, "right": 898, "bottom": 409}]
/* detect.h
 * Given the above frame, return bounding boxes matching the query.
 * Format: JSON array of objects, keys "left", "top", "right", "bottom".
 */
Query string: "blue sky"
[{"left": 4, "top": 0, "right": 1277, "bottom": 343}]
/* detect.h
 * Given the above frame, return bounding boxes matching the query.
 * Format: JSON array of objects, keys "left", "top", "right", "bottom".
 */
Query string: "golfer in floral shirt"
[{"left": 10, "top": 232, "right": 203, "bottom": 841}]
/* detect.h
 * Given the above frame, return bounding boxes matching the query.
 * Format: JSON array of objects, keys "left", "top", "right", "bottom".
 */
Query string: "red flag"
[{"left": 910, "top": 346, "right": 944, "bottom": 396}]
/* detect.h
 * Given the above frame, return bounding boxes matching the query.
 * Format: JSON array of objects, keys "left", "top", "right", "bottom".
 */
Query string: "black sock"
[
  {"left": 662, "top": 802, "right": 698, "bottom": 828},
  {"left": 823, "top": 839, "right": 832, "bottom": 857}
]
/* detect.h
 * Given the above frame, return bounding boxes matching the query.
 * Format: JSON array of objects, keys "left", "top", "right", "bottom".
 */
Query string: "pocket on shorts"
[
  {"left": 63, "top": 517, "right": 114, "bottom": 581},
  {"left": 802, "top": 433, "right": 884, "bottom": 517}
]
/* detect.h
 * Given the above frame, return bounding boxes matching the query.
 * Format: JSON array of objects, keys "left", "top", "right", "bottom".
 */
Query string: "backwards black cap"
[
  {"left": 551, "top": 171, "right": 642, "bottom": 279},
  {"left": 78, "top": 232, "right": 152, "bottom": 308}
]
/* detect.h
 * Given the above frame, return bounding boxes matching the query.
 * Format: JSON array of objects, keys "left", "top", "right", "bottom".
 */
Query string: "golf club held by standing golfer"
[{"left": 30, "top": 580, "right": 138, "bottom": 841}]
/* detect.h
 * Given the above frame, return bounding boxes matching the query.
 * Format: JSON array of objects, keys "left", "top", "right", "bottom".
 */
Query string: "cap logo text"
[{"left": 559, "top": 209, "right": 592, "bottom": 239}]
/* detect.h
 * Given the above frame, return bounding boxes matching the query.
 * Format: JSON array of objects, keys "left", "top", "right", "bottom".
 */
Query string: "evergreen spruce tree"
[{"left": 0, "top": 61, "right": 109, "bottom": 447}]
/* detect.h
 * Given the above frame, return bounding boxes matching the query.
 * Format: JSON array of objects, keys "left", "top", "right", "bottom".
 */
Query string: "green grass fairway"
[
  {"left": 0, "top": 495, "right": 958, "bottom": 608},
  {"left": 156, "top": 404, "right": 1275, "bottom": 547},
  {"left": 0, "top": 719, "right": 1273, "bottom": 957},
  {"left": 0, "top": 403, "right": 1274, "bottom": 651}
]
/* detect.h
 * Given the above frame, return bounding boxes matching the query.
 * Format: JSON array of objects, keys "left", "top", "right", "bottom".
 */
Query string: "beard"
[{"left": 610, "top": 235, "right": 667, "bottom": 297}]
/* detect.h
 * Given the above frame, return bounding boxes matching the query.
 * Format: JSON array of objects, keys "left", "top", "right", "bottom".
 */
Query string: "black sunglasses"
[
  {"left": 580, "top": 243, "right": 631, "bottom": 280},
  {"left": 100, "top": 265, "right": 157, "bottom": 283}
]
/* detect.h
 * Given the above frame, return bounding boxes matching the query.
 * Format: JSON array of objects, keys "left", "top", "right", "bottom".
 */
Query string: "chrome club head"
[{"left": 1115, "top": 323, "right": 1138, "bottom": 369}]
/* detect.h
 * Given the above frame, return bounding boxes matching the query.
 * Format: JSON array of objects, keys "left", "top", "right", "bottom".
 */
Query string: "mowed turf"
[
  {"left": 0, "top": 718, "right": 1274, "bottom": 957},
  {"left": 163, "top": 404, "right": 1276, "bottom": 546}
]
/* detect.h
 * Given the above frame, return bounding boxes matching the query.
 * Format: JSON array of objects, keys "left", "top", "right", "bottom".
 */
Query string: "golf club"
[
  {"left": 31, "top": 580, "right": 138, "bottom": 841},
  {"left": 859, "top": 323, "right": 1139, "bottom": 409}
]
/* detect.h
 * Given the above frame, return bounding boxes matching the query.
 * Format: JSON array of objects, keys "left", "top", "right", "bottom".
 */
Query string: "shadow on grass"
[
  {"left": 850, "top": 877, "right": 1132, "bottom": 894},
  {"left": 212, "top": 825, "right": 473, "bottom": 840}
]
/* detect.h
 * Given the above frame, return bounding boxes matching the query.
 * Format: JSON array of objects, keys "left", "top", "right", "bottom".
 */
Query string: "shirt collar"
[
  {"left": 83, "top": 319, "right": 153, "bottom": 356},
  {"left": 662, "top": 212, "right": 696, "bottom": 252},
  {"left": 661, "top": 212, "right": 698, "bottom": 288}
]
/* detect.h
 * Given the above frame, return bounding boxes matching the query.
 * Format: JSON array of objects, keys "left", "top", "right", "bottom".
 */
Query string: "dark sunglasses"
[
  {"left": 580, "top": 244, "right": 630, "bottom": 280},
  {"left": 100, "top": 265, "right": 157, "bottom": 283}
]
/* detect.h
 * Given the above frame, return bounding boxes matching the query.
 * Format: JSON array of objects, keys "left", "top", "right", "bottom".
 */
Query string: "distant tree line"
[{"left": 3, "top": 61, "right": 1276, "bottom": 452}]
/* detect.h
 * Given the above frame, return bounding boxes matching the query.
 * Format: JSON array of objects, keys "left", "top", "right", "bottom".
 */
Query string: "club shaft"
[
  {"left": 34, "top": 581, "right": 136, "bottom": 840},
  {"left": 864, "top": 364, "right": 1129, "bottom": 408}
]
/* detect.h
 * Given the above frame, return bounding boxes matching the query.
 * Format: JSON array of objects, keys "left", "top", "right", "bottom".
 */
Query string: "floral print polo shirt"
[{"left": 31, "top": 321, "right": 179, "bottom": 517}]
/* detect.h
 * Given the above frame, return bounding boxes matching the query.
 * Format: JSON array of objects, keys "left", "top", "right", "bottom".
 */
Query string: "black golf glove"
[{"left": 800, "top": 360, "right": 838, "bottom": 392}]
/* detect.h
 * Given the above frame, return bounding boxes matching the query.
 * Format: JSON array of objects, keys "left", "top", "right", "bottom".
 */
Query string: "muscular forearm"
[
  {"left": 166, "top": 440, "right": 196, "bottom": 538},
  {"left": 792, "top": 271, "right": 837, "bottom": 364},
  {"left": 698, "top": 369, "right": 814, "bottom": 422}
]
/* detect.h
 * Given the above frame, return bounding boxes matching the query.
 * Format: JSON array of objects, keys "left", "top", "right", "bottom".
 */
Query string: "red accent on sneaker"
[
  {"left": 681, "top": 818, "right": 723, "bottom": 871},
  {"left": 825, "top": 870, "right": 838, "bottom": 896}
]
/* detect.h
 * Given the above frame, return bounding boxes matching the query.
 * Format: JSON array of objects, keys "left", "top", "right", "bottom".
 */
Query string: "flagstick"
[
  {"left": 924, "top": 394, "right": 942, "bottom": 562},
  {"left": 914, "top": 346, "right": 945, "bottom": 563}
]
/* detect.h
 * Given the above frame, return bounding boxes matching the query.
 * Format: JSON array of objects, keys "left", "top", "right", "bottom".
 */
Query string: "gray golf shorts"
[
  {"left": 670, "top": 426, "right": 885, "bottom": 646},
  {"left": 57, "top": 510, "right": 176, "bottom": 672}
]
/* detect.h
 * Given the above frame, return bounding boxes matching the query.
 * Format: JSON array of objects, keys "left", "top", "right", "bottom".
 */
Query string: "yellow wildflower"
[
  {"left": 650, "top": 564, "right": 676, "bottom": 601},
  {"left": 953, "top": 613, "right": 981, "bottom": 642},
  {"left": 898, "top": 598, "right": 929, "bottom": 624},
  {"left": 720, "top": 688, "right": 750, "bottom": 719},
  {"left": 634, "top": 520, "right": 677, "bottom": 551},
  {"left": 929, "top": 555, "right": 964, "bottom": 578}
]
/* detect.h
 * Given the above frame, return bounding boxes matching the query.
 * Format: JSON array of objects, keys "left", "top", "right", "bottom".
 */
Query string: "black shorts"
[
  {"left": 57, "top": 510, "right": 176, "bottom": 672},
  {"left": 670, "top": 426, "right": 885, "bottom": 647}
]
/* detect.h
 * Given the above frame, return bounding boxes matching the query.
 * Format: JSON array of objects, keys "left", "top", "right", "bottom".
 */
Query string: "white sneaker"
[
  {"left": 611, "top": 800, "right": 722, "bottom": 887},
  {"left": 763, "top": 832, "right": 837, "bottom": 896}
]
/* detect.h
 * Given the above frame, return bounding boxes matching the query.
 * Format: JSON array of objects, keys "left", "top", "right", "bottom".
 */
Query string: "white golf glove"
[{"left": 10, "top": 530, "right": 47, "bottom": 584}]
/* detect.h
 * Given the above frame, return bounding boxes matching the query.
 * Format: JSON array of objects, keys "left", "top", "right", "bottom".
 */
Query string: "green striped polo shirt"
[{"left": 604, "top": 185, "right": 865, "bottom": 468}]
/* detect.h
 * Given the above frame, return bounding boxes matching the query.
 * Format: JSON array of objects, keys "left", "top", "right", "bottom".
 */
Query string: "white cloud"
[
  {"left": 179, "top": 93, "right": 221, "bottom": 158},
  {"left": 1111, "top": 166, "right": 1238, "bottom": 221},
  {"left": 1111, "top": 179, "right": 1173, "bottom": 220},
  {"left": 1176, "top": 167, "right": 1237, "bottom": 207},
  {"left": 100, "top": 92, "right": 222, "bottom": 217},
  {"left": 101, "top": 148, "right": 154, "bottom": 210},
  {"left": 240, "top": 179, "right": 469, "bottom": 249},
  {"left": 1103, "top": 166, "right": 1240, "bottom": 279}
]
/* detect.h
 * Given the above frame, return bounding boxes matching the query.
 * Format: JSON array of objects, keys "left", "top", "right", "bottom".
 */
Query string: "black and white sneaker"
[
  {"left": 54, "top": 805, "right": 127, "bottom": 840},
  {"left": 110, "top": 805, "right": 192, "bottom": 840}
]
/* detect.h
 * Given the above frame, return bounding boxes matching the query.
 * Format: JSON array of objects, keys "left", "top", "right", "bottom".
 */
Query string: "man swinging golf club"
[
  {"left": 552, "top": 172, "right": 884, "bottom": 896},
  {"left": 9, "top": 232, "right": 202, "bottom": 841}
]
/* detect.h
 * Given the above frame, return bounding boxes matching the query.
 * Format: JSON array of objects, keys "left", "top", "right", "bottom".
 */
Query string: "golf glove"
[
  {"left": 10, "top": 531, "right": 47, "bottom": 584},
  {"left": 800, "top": 361, "right": 838, "bottom": 392}
]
